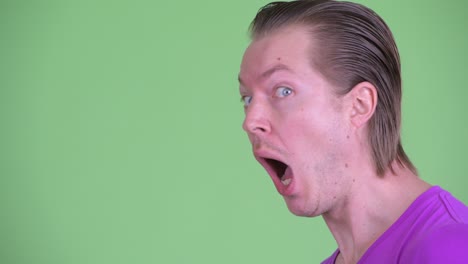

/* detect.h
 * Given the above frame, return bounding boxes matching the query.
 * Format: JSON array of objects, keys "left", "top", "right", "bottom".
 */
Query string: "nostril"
[
  {"left": 244, "top": 120, "right": 269, "bottom": 134},
  {"left": 253, "top": 126, "right": 267, "bottom": 133}
]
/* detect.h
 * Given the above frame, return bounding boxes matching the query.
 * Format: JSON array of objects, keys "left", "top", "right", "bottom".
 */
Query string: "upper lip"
[{"left": 253, "top": 149, "right": 289, "bottom": 180}]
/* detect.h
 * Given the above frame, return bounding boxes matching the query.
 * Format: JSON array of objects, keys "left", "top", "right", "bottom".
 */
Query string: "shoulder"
[
  {"left": 438, "top": 189, "right": 468, "bottom": 223},
  {"left": 405, "top": 223, "right": 468, "bottom": 264},
  {"left": 321, "top": 250, "right": 339, "bottom": 264}
]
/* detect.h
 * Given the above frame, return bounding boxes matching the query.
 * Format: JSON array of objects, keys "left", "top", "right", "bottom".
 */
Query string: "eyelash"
[
  {"left": 275, "top": 86, "right": 293, "bottom": 98},
  {"left": 241, "top": 96, "right": 252, "bottom": 106},
  {"left": 240, "top": 86, "right": 294, "bottom": 107}
]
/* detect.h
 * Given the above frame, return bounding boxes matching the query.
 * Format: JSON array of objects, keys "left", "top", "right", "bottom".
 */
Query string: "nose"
[{"left": 242, "top": 100, "right": 271, "bottom": 136}]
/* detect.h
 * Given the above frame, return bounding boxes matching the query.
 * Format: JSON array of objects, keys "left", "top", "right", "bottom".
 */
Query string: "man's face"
[{"left": 239, "top": 26, "right": 353, "bottom": 217}]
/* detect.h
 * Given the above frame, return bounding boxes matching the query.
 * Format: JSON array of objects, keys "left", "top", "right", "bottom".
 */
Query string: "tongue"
[{"left": 281, "top": 166, "right": 293, "bottom": 180}]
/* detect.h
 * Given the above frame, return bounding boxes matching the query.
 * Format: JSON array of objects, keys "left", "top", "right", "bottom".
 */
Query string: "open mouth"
[{"left": 263, "top": 158, "right": 292, "bottom": 186}]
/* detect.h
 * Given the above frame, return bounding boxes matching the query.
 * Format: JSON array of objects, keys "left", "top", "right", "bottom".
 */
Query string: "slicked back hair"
[{"left": 249, "top": 0, "right": 417, "bottom": 176}]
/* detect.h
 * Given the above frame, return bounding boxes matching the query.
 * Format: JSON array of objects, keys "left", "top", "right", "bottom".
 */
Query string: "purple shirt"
[{"left": 322, "top": 186, "right": 468, "bottom": 263}]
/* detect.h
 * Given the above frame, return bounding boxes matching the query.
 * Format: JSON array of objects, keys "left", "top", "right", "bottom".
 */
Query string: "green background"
[{"left": 1, "top": 0, "right": 467, "bottom": 263}]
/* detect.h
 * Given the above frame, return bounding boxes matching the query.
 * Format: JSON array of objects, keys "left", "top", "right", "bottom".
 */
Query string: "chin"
[{"left": 284, "top": 197, "right": 321, "bottom": 217}]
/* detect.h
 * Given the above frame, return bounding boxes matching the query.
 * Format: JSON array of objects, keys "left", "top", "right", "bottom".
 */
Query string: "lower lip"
[{"left": 273, "top": 175, "right": 294, "bottom": 196}]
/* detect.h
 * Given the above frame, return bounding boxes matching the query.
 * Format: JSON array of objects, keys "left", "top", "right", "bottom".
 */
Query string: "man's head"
[
  {"left": 243, "top": 0, "right": 416, "bottom": 176},
  {"left": 238, "top": 0, "right": 416, "bottom": 216}
]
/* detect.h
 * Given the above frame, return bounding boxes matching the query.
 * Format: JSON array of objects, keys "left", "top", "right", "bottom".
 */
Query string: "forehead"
[{"left": 239, "top": 26, "right": 314, "bottom": 84}]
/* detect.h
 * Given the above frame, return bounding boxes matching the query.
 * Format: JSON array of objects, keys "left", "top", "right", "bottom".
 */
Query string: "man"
[{"left": 238, "top": 0, "right": 468, "bottom": 263}]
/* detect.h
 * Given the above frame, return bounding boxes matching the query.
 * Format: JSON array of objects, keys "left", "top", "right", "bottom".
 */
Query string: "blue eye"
[
  {"left": 275, "top": 87, "right": 293, "bottom": 97},
  {"left": 241, "top": 96, "right": 253, "bottom": 106}
]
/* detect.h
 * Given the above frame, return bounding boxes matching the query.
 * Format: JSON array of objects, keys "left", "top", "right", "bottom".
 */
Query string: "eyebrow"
[
  {"left": 261, "top": 64, "right": 292, "bottom": 79},
  {"left": 238, "top": 63, "right": 293, "bottom": 86}
]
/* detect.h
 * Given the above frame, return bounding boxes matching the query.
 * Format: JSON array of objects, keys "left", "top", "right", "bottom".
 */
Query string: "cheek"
[
  {"left": 278, "top": 98, "right": 348, "bottom": 156},
  {"left": 286, "top": 112, "right": 336, "bottom": 145},
  {"left": 287, "top": 113, "right": 348, "bottom": 174}
]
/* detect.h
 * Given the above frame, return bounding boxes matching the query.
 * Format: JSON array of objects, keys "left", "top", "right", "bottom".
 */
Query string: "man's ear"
[{"left": 347, "top": 81, "right": 377, "bottom": 128}]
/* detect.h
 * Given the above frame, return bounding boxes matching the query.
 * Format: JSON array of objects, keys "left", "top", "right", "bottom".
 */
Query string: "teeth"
[{"left": 281, "top": 178, "right": 291, "bottom": 186}]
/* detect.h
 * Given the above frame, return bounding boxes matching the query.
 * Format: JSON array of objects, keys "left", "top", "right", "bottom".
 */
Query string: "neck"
[{"left": 322, "top": 161, "right": 431, "bottom": 264}]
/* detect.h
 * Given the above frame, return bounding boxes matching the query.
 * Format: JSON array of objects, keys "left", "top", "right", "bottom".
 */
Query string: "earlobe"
[{"left": 349, "top": 82, "right": 377, "bottom": 128}]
